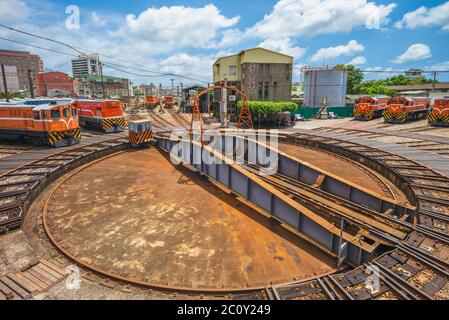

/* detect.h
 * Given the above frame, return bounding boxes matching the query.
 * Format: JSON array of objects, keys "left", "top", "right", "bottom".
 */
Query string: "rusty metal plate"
[
  {"left": 377, "top": 255, "right": 399, "bottom": 269},
  {"left": 422, "top": 275, "right": 447, "bottom": 297},
  {"left": 405, "top": 233, "right": 425, "bottom": 247},
  {"left": 345, "top": 269, "right": 368, "bottom": 286}
]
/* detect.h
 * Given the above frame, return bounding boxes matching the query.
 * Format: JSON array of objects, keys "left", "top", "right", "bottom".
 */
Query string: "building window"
[
  {"left": 229, "top": 66, "right": 237, "bottom": 75},
  {"left": 258, "top": 82, "right": 263, "bottom": 100},
  {"left": 264, "top": 82, "right": 269, "bottom": 100}
]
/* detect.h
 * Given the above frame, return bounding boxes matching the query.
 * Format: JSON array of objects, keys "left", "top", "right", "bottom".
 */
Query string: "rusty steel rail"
[
  {"left": 0, "top": 136, "right": 129, "bottom": 235},
  {"left": 278, "top": 131, "right": 449, "bottom": 238}
]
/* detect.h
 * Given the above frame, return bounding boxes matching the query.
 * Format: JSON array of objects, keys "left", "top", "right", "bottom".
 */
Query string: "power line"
[
  {"left": 0, "top": 37, "right": 201, "bottom": 85},
  {"left": 0, "top": 37, "right": 77, "bottom": 57},
  {"left": 0, "top": 23, "right": 208, "bottom": 84},
  {"left": 296, "top": 66, "right": 449, "bottom": 73}
]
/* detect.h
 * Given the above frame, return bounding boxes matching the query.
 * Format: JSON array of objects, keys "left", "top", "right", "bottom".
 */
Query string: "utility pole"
[
  {"left": 207, "top": 82, "right": 210, "bottom": 114},
  {"left": 1, "top": 65, "right": 9, "bottom": 102},
  {"left": 170, "top": 79, "right": 174, "bottom": 96},
  {"left": 221, "top": 79, "right": 228, "bottom": 125},
  {"left": 432, "top": 71, "right": 437, "bottom": 92},
  {"left": 27, "top": 69, "right": 35, "bottom": 98},
  {"left": 159, "top": 83, "right": 163, "bottom": 112},
  {"left": 99, "top": 62, "right": 105, "bottom": 99}
]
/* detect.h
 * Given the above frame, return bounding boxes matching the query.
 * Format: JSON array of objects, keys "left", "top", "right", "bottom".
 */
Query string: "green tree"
[
  {"left": 335, "top": 64, "right": 364, "bottom": 94},
  {"left": 0, "top": 92, "right": 25, "bottom": 99}
]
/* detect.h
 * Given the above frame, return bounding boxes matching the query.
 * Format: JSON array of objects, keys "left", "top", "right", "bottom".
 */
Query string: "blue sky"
[{"left": 0, "top": 0, "right": 448, "bottom": 86}]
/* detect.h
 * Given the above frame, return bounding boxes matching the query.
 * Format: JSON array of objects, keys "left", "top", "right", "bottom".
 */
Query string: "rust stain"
[{"left": 45, "top": 148, "right": 335, "bottom": 289}]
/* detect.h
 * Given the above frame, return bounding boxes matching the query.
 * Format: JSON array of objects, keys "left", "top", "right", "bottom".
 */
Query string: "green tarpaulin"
[{"left": 292, "top": 106, "right": 354, "bottom": 119}]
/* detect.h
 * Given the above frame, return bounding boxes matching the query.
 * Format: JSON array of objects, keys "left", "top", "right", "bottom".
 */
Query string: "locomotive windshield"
[{"left": 51, "top": 110, "right": 60, "bottom": 119}]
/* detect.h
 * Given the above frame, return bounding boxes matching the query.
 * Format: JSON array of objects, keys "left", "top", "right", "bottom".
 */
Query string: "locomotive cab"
[
  {"left": 354, "top": 97, "right": 387, "bottom": 121},
  {"left": 74, "top": 99, "right": 126, "bottom": 133},
  {"left": 384, "top": 97, "right": 430, "bottom": 124},
  {"left": 34, "top": 102, "right": 81, "bottom": 147},
  {"left": 0, "top": 102, "right": 81, "bottom": 147},
  {"left": 429, "top": 99, "right": 449, "bottom": 127}
]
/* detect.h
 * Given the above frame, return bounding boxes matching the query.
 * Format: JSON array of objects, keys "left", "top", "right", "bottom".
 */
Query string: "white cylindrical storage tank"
[{"left": 304, "top": 69, "right": 348, "bottom": 107}]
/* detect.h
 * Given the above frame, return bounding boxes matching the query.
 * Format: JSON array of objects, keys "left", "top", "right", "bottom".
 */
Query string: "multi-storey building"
[
  {"left": 0, "top": 49, "right": 44, "bottom": 93},
  {"left": 212, "top": 47, "right": 293, "bottom": 117},
  {"left": 77, "top": 74, "right": 132, "bottom": 98},
  {"left": 71, "top": 54, "right": 102, "bottom": 79},
  {"left": 0, "top": 65, "right": 20, "bottom": 93}
]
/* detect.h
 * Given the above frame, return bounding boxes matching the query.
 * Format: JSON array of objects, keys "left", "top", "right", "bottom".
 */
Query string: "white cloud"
[
  {"left": 393, "top": 44, "right": 432, "bottom": 64},
  {"left": 347, "top": 56, "right": 367, "bottom": 65},
  {"left": 246, "top": 0, "right": 397, "bottom": 38},
  {"left": 311, "top": 40, "right": 364, "bottom": 62},
  {"left": 91, "top": 12, "right": 107, "bottom": 28},
  {"left": 427, "top": 61, "right": 449, "bottom": 71},
  {"left": 395, "top": 1, "right": 449, "bottom": 31},
  {"left": 209, "top": 28, "right": 243, "bottom": 49},
  {"left": 117, "top": 4, "right": 239, "bottom": 49},
  {"left": 363, "top": 66, "right": 402, "bottom": 79},
  {"left": 258, "top": 38, "right": 306, "bottom": 58},
  {"left": 159, "top": 53, "right": 215, "bottom": 81},
  {"left": 0, "top": 0, "right": 29, "bottom": 22}
]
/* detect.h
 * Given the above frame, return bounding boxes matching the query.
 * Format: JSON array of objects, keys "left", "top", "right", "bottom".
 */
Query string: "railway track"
[
  {"left": 280, "top": 141, "right": 398, "bottom": 200},
  {"left": 242, "top": 162, "right": 410, "bottom": 243},
  {"left": 283, "top": 132, "right": 449, "bottom": 236},
  {"left": 0, "top": 135, "right": 128, "bottom": 235},
  {"left": 0, "top": 259, "right": 68, "bottom": 300},
  {"left": 0, "top": 145, "right": 30, "bottom": 160},
  {"left": 315, "top": 127, "right": 449, "bottom": 158},
  {"left": 3, "top": 123, "right": 449, "bottom": 300}
]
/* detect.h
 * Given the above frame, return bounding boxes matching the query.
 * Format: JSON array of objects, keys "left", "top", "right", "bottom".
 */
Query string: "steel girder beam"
[
  {"left": 156, "top": 137, "right": 373, "bottom": 266},
  {"left": 217, "top": 134, "right": 415, "bottom": 219}
]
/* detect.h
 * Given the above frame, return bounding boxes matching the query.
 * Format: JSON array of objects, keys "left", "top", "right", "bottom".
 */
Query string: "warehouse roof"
[
  {"left": 388, "top": 83, "right": 449, "bottom": 91},
  {"left": 213, "top": 47, "right": 294, "bottom": 65},
  {"left": 81, "top": 75, "right": 126, "bottom": 84}
]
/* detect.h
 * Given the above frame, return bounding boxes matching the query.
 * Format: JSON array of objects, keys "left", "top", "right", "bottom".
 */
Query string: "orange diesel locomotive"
[
  {"left": 383, "top": 97, "right": 431, "bottom": 124},
  {"left": 353, "top": 97, "right": 389, "bottom": 121},
  {"left": 0, "top": 101, "right": 80, "bottom": 147},
  {"left": 163, "top": 96, "right": 175, "bottom": 109},
  {"left": 428, "top": 99, "right": 449, "bottom": 127},
  {"left": 73, "top": 99, "right": 126, "bottom": 133},
  {"left": 144, "top": 96, "right": 160, "bottom": 109}
]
